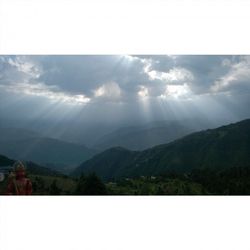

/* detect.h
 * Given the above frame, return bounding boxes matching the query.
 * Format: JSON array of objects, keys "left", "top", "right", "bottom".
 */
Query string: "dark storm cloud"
[
  {"left": 132, "top": 55, "right": 243, "bottom": 95},
  {"left": 1, "top": 55, "right": 249, "bottom": 100},
  {"left": 34, "top": 55, "right": 156, "bottom": 99},
  {"left": 0, "top": 55, "right": 250, "bottom": 127},
  {"left": 174, "top": 55, "right": 234, "bottom": 93},
  {"left": 37, "top": 55, "right": 122, "bottom": 96}
]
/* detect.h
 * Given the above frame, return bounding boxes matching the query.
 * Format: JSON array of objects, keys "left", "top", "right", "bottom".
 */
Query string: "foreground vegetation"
[
  {"left": 2, "top": 166, "right": 250, "bottom": 195},
  {"left": 107, "top": 167, "right": 250, "bottom": 195}
]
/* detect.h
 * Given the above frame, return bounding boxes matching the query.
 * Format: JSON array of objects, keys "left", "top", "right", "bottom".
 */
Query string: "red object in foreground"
[
  {"left": 6, "top": 161, "right": 32, "bottom": 195},
  {"left": 6, "top": 177, "right": 32, "bottom": 195}
]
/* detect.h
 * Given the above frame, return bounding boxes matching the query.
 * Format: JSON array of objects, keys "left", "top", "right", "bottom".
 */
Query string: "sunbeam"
[{"left": 0, "top": 55, "right": 250, "bottom": 150}]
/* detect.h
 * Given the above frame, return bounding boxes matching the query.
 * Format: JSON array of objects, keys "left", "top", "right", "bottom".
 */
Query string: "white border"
[
  {"left": 1, "top": 196, "right": 250, "bottom": 250},
  {"left": 1, "top": 1, "right": 250, "bottom": 250},
  {"left": 0, "top": 0, "right": 250, "bottom": 54}
]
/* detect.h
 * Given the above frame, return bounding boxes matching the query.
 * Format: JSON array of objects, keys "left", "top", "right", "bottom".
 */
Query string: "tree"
[
  {"left": 49, "top": 180, "right": 61, "bottom": 195},
  {"left": 76, "top": 173, "right": 107, "bottom": 195},
  {"left": 156, "top": 185, "right": 165, "bottom": 195},
  {"left": 75, "top": 174, "right": 86, "bottom": 195},
  {"left": 34, "top": 176, "right": 45, "bottom": 194}
]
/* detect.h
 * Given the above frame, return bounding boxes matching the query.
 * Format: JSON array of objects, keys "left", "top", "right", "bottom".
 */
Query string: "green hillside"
[
  {"left": 0, "top": 154, "right": 14, "bottom": 166},
  {"left": 73, "top": 119, "right": 250, "bottom": 180},
  {"left": 73, "top": 147, "right": 138, "bottom": 180}
]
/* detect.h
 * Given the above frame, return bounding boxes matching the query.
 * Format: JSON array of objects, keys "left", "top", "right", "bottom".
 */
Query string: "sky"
[{"left": 0, "top": 55, "right": 250, "bottom": 143}]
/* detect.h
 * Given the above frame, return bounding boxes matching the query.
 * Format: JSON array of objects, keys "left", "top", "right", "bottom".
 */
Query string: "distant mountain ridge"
[
  {"left": 93, "top": 119, "right": 216, "bottom": 151},
  {"left": 0, "top": 127, "right": 40, "bottom": 141},
  {"left": 0, "top": 127, "right": 97, "bottom": 172},
  {"left": 0, "top": 154, "right": 61, "bottom": 176},
  {"left": 73, "top": 119, "right": 250, "bottom": 180}
]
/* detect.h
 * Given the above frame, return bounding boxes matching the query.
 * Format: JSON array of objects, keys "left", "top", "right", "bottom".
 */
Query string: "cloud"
[
  {"left": 138, "top": 85, "right": 149, "bottom": 98},
  {"left": 2, "top": 55, "right": 249, "bottom": 103},
  {"left": 94, "top": 81, "right": 121, "bottom": 101},
  {"left": 1, "top": 55, "right": 250, "bottom": 98},
  {"left": 211, "top": 56, "right": 250, "bottom": 93},
  {"left": 0, "top": 82, "right": 90, "bottom": 105},
  {"left": 0, "top": 55, "right": 250, "bottom": 128},
  {"left": 7, "top": 56, "right": 41, "bottom": 78}
]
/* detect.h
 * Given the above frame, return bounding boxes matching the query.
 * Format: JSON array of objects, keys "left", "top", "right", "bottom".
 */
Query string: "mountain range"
[
  {"left": 0, "top": 128, "right": 97, "bottom": 173},
  {"left": 93, "top": 119, "right": 213, "bottom": 150},
  {"left": 0, "top": 154, "right": 61, "bottom": 176},
  {"left": 73, "top": 119, "right": 250, "bottom": 180}
]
